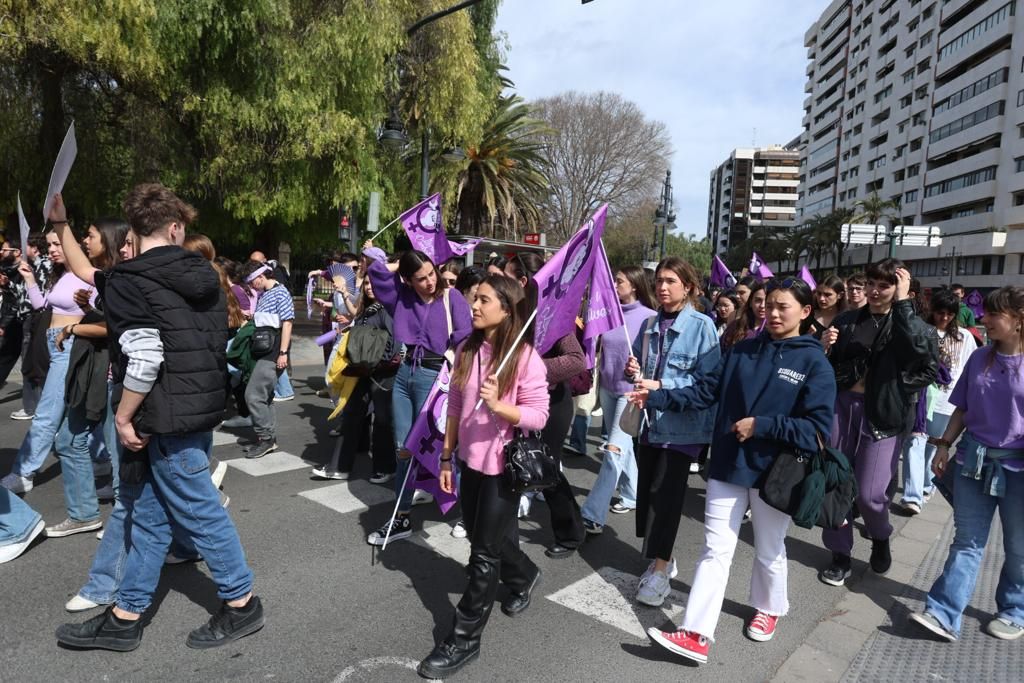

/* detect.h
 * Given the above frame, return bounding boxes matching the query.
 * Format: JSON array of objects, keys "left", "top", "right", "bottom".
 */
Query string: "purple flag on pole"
[
  {"left": 404, "top": 364, "right": 459, "bottom": 514},
  {"left": 532, "top": 205, "right": 609, "bottom": 355},
  {"left": 964, "top": 289, "right": 985, "bottom": 320},
  {"left": 798, "top": 265, "right": 817, "bottom": 290},
  {"left": 710, "top": 255, "right": 737, "bottom": 288},
  {"left": 580, "top": 241, "right": 625, "bottom": 368},
  {"left": 447, "top": 237, "right": 482, "bottom": 257},
  {"left": 401, "top": 193, "right": 456, "bottom": 264},
  {"left": 305, "top": 276, "right": 316, "bottom": 320},
  {"left": 749, "top": 252, "right": 774, "bottom": 280}
]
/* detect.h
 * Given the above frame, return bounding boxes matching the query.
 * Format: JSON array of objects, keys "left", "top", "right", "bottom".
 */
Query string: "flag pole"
[
  {"left": 368, "top": 215, "right": 402, "bottom": 242},
  {"left": 381, "top": 458, "right": 416, "bottom": 551},
  {"left": 473, "top": 308, "right": 539, "bottom": 411}
]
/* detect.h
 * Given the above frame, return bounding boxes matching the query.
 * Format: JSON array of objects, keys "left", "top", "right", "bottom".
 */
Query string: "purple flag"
[
  {"left": 580, "top": 241, "right": 625, "bottom": 368},
  {"left": 710, "top": 255, "right": 737, "bottom": 288},
  {"left": 964, "top": 289, "right": 985, "bottom": 320},
  {"left": 401, "top": 193, "right": 457, "bottom": 264},
  {"left": 798, "top": 265, "right": 817, "bottom": 290},
  {"left": 532, "top": 205, "right": 609, "bottom": 355},
  {"left": 447, "top": 237, "right": 482, "bottom": 257},
  {"left": 749, "top": 251, "right": 774, "bottom": 280},
  {"left": 404, "top": 363, "right": 458, "bottom": 514},
  {"left": 305, "top": 276, "right": 316, "bottom": 320}
]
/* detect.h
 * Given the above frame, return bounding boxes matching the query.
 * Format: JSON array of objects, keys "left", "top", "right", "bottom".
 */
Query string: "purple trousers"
[{"left": 822, "top": 391, "right": 902, "bottom": 556}]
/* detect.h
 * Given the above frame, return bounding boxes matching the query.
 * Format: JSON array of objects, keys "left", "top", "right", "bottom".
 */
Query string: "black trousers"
[
  {"left": 635, "top": 443, "right": 691, "bottom": 562},
  {"left": 0, "top": 318, "right": 23, "bottom": 386},
  {"left": 539, "top": 382, "right": 585, "bottom": 547},
  {"left": 328, "top": 374, "right": 396, "bottom": 474},
  {"left": 450, "top": 466, "right": 537, "bottom": 647}
]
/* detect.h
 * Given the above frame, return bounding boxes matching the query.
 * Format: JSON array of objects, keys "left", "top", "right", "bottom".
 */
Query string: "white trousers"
[{"left": 681, "top": 478, "right": 792, "bottom": 640}]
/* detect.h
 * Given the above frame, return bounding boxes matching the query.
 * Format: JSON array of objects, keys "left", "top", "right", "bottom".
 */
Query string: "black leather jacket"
[{"left": 829, "top": 299, "right": 938, "bottom": 440}]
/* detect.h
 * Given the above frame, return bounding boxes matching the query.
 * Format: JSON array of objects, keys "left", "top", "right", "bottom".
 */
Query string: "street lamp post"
[{"left": 652, "top": 170, "right": 675, "bottom": 261}]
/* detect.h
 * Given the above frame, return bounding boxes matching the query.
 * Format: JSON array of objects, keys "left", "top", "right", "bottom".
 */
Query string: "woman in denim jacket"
[{"left": 624, "top": 257, "right": 719, "bottom": 608}]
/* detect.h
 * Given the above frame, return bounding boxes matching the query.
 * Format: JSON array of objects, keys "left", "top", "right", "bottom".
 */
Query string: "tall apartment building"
[
  {"left": 707, "top": 144, "right": 801, "bottom": 258},
  {"left": 798, "top": 0, "right": 1024, "bottom": 288}
]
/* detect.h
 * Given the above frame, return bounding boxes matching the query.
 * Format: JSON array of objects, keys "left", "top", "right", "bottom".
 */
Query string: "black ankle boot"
[
  {"left": 417, "top": 639, "right": 480, "bottom": 679},
  {"left": 501, "top": 568, "right": 542, "bottom": 617},
  {"left": 870, "top": 538, "right": 892, "bottom": 575}
]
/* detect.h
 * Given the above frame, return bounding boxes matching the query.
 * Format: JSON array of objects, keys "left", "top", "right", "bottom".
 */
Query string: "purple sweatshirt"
[
  {"left": 599, "top": 300, "right": 656, "bottom": 395},
  {"left": 366, "top": 259, "right": 471, "bottom": 357}
]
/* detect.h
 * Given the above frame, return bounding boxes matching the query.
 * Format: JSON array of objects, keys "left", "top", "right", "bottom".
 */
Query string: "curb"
[{"left": 771, "top": 496, "right": 952, "bottom": 682}]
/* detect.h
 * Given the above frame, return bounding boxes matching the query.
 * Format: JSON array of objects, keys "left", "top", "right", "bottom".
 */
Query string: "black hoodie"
[{"left": 104, "top": 245, "right": 228, "bottom": 435}]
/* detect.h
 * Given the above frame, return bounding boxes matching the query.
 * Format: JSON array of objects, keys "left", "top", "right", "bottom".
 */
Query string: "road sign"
[{"left": 524, "top": 232, "right": 541, "bottom": 245}]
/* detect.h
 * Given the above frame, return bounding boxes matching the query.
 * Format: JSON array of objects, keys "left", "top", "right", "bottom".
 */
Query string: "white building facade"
[
  {"left": 798, "top": 0, "right": 1024, "bottom": 289},
  {"left": 707, "top": 145, "right": 801, "bottom": 258}
]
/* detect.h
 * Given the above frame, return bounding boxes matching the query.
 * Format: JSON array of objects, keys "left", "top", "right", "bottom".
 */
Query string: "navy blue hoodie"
[{"left": 646, "top": 332, "right": 836, "bottom": 489}]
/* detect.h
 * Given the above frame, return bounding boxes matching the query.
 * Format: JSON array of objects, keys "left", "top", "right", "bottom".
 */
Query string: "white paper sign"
[
  {"left": 41, "top": 121, "right": 77, "bottom": 224},
  {"left": 16, "top": 191, "right": 29, "bottom": 253}
]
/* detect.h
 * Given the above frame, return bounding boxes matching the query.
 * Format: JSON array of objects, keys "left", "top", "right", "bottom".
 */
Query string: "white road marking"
[
  {"left": 225, "top": 451, "right": 308, "bottom": 476},
  {"left": 332, "top": 656, "right": 427, "bottom": 682},
  {"left": 409, "top": 522, "right": 471, "bottom": 566},
  {"left": 545, "top": 566, "right": 687, "bottom": 639},
  {"left": 212, "top": 430, "right": 239, "bottom": 447},
  {"left": 298, "top": 479, "right": 392, "bottom": 515}
]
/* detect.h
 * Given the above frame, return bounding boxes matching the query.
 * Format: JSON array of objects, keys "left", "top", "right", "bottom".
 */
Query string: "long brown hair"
[
  {"left": 619, "top": 264, "right": 656, "bottom": 310},
  {"left": 451, "top": 274, "right": 533, "bottom": 398},
  {"left": 183, "top": 233, "right": 246, "bottom": 329},
  {"left": 983, "top": 286, "right": 1024, "bottom": 373},
  {"left": 655, "top": 256, "right": 702, "bottom": 311}
]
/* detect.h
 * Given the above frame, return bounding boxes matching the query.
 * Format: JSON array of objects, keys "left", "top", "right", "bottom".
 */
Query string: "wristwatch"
[{"left": 278, "top": 351, "right": 288, "bottom": 357}]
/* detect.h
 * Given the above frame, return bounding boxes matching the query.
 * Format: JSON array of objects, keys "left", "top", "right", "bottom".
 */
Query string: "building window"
[
  {"left": 929, "top": 101, "right": 1005, "bottom": 144},
  {"left": 910, "top": 138, "right": 923, "bottom": 151},
  {"left": 1019, "top": 89, "right": 1024, "bottom": 107},
  {"left": 907, "top": 164, "right": 920, "bottom": 177},
  {"left": 934, "top": 68, "right": 1009, "bottom": 114},
  {"left": 905, "top": 189, "right": 918, "bottom": 203},
  {"left": 938, "top": 2, "right": 1015, "bottom": 62},
  {"left": 923, "top": 166, "right": 997, "bottom": 197},
  {"left": 1016, "top": 157, "right": 1024, "bottom": 173},
  {"left": 919, "top": 31, "right": 932, "bottom": 47}
]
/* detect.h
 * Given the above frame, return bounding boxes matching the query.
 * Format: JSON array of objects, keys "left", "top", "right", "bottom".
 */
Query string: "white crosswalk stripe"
[
  {"left": 408, "top": 522, "right": 471, "bottom": 565},
  {"left": 225, "top": 451, "right": 308, "bottom": 476},
  {"left": 298, "top": 479, "right": 393, "bottom": 515},
  {"left": 212, "top": 430, "right": 239, "bottom": 447},
  {"left": 546, "top": 566, "right": 686, "bottom": 639}
]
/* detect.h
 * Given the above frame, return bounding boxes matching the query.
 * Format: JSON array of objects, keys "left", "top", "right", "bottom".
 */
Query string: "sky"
[{"left": 494, "top": 0, "right": 827, "bottom": 239}]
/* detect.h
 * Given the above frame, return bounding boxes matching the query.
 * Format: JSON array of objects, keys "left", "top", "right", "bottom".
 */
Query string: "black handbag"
[
  {"left": 251, "top": 326, "right": 279, "bottom": 357},
  {"left": 759, "top": 448, "right": 813, "bottom": 519},
  {"left": 760, "top": 432, "right": 857, "bottom": 530},
  {"left": 503, "top": 429, "right": 559, "bottom": 494}
]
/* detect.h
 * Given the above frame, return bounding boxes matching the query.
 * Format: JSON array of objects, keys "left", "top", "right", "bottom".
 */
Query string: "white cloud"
[{"left": 495, "top": 0, "right": 825, "bottom": 238}]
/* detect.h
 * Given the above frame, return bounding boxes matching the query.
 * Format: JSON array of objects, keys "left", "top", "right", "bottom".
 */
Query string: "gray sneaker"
[
  {"left": 45, "top": 518, "right": 103, "bottom": 538},
  {"left": 986, "top": 617, "right": 1024, "bottom": 640},
  {"left": 243, "top": 439, "right": 277, "bottom": 459},
  {"left": 909, "top": 611, "right": 957, "bottom": 642}
]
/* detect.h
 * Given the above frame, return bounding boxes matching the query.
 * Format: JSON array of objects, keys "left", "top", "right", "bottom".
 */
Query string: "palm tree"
[
  {"left": 455, "top": 94, "right": 553, "bottom": 240},
  {"left": 852, "top": 192, "right": 900, "bottom": 227}
]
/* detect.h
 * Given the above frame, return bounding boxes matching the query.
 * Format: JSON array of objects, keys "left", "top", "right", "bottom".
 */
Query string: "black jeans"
[
  {"left": 327, "top": 374, "right": 396, "bottom": 474},
  {"left": 635, "top": 443, "right": 691, "bottom": 562},
  {"left": 450, "top": 466, "right": 537, "bottom": 647},
  {"left": 539, "top": 382, "right": 585, "bottom": 547},
  {"left": 0, "top": 317, "right": 23, "bottom": 386}
]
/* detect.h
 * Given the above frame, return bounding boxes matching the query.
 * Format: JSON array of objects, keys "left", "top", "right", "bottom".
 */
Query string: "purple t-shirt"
[{"left": 949, "top": 347, "right": 1024, "bottom": 469}]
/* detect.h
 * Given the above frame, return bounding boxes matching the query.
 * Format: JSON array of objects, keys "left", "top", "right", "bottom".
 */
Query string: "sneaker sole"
[
  {"left": 245, "top": 445, "right": 278, "bottom": 459},
  {"left": 45, "top": 521, "right": 104, "bottom": 538},
  {"left": 367, "top": 529, "right": 412, "bottom": 547},
  {"left": 819, "top": 570, "right": 851, "bottom": 587},
  {"left": 646, "top": 628, "right": 707, "bottom": 664},
  {"left": 584, "top": 525, "right": 603, "bottom": 535},
  {"left": 745, "top": 626, "right": 776, "bottom": 642},
  {"left": 909, "top": 612, "right": 957, "bottom": 642},
  {"left": 56, "top": 629, "right": 141, "bottom": 652},
  {"left": 10, "top": 414, "right": 34, "bottom": 421},
  {"left": 417, "top": 648, "right": 479, "bottom": 679},
  {"left": 65, "top": 597, "right": 104, "bottom": 612},
  {"left": 609, "top": 507, "right": 634, "bottom": 515},
  {"left": 635, "top": 591, "right": 669, "bottom": 607},
  {"left": 185, "top": 615, "right": 265, "bottom": 650}
]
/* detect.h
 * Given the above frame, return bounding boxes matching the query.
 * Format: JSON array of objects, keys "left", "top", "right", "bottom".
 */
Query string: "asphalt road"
[{"left": 0, "top": 364, "right": 910, "bottom": 682}]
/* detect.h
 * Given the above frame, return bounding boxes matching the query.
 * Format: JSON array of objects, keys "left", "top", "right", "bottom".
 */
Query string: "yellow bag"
[{"left": 325, "top": 332, "right": 360, "bottom": 420}]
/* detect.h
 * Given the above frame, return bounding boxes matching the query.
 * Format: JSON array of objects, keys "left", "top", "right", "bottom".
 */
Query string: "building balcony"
[
  {"left": 1002, "top": 204, "right": 1024, "bottom": 229},
  {"left": 932, "top": 211, "right": 997, "bottom": 237},
  {"left": 931, "top": 50, "right": 1011, "bottom": 105},
  {"left": 921, "top": 180, "right": 997, "bottom": 215},
  {"left": 936, "top": 13, "right": 1015, "bottom": 78},
  {"left": 925, "top": 148, "right": 1002, "bottom": 186},
  {"left": 940, "top": 0, "right": 978, "bottom": 24},
  {"left": 926, "top": 116, "right": 1004, "bottom": 159}
]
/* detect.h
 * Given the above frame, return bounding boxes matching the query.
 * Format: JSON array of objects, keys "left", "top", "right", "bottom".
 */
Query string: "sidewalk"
[{"left": 773, "top": 493, "right": 1018, "bottom": 681}]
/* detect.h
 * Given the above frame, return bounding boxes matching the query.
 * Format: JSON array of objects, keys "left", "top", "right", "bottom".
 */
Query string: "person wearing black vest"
[{"left": 56, "top": 184, "right": 263, "bottom": 652}]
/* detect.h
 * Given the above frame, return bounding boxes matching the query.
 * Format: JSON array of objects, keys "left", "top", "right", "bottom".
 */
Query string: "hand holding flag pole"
[{"left": 473, "top": 309, "right": 538, "bottom": 411}]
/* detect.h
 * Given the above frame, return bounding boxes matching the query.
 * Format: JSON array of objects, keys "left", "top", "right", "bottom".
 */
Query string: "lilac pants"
[{"left": 822, "top": 391, "right": 902, "bottom": 556}]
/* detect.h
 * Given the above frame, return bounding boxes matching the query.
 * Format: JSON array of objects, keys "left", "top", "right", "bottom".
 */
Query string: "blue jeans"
[
  {"left": 569, "top": 414, "right": 590, "bottom": 455},
  {"left": 13, "top": 328, "right": 71, "bottom": 477},
  {"left": 0, "top": 486, "right": 42, "bottom": 546},
  {"left": 901, "top": 412, "right": 951, "bottom": 506},
  {"left": 925, "top": 463, "right": 1024, "bottom": 636},
  {"left": 391, "top": 362, "right": 439, "bottom": 513},
  {"left": 102, "top": 382, "right": 121, "bottom": 497},
  {"left": 116, "top": 432, "right": 253, "bottom": 614},
  {"left": 274, "top": 369, "right": 294, "bottom": 399},
  {"left": 581, "top": 389, "right": 638, "bottom": 525},
  {"left": 54, "top": 403, "right": 100, "bottom": 522}
]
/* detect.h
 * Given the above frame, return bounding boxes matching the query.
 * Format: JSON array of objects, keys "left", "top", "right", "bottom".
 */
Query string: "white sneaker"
[
  {"left": 96, "top": 529, "right": 105, "bottom": 540},
  {"left": 367, "top": 515, "right": 412, "bottom": 546},
  {"left": 1, "top": 472, "right": 33, "bottom": 493},
  {"left": 65, "top": 594, "right": 103, "bottom": 612},
  {"left": 272, "top": 395, "right": 294, "bottom": 402},
  {"left": 639, "top": 557, "right": 678, "bottom": 583},
  {"left": 689, "top": 461, "right": 700, "bottom": 474},
  {"left": 0, "top": 519, "right": 44, "bottom": 564},
  {"left": 411, "top": 489, "right": 434, "bottom": 506},
  {"left": 450, "top": 520, "right": 467, "bottom": 539},
  {"left": 518, "top": 494, "right": 532, "bottom": 519},
  {"left": 9, "top": 409, "right": 34, "bottom": 420},
  {"left": 636, "top": 569, "right": 673, "bottom": 607}
]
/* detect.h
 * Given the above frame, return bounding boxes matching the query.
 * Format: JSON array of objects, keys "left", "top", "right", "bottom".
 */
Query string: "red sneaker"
[
  {"left": 745, "top": 611, "right": 778, "bottom": 642},
  {"left": 646, "top": 627, "right": 709, "bottom": 664}
]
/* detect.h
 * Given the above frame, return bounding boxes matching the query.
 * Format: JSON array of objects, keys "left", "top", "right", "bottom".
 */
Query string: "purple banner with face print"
[
  {"left": 964, "top": 289, "right": 985, "bottom": 321},
  {"left": 401, "top": 193, "right": 456, "bottom": 265},
  {"left": 447, "top": 237, "right": 481, "bottom": 257},
  {"left": 749, "top": 251, "right": 774, "bottom": 280},
  {"left": 532, "top": 204, "right": 608, "bottom": 355},
  {"left": 710, "top": 255, "right": 737, "bottom": 288},
  {"left": 580, "top": 240, "right": 625, "bottom": 368},
  {"left": 404, "top": 363, "right": 459, "bottom": 514}
]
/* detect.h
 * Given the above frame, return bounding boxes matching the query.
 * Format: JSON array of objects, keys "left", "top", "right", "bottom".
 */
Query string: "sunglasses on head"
[{"left": 766, "top": 277, "right": 798, "bottom": 293}]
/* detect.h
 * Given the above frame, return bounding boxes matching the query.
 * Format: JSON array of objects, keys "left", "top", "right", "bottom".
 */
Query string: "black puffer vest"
[{"left": 108, "top": 247, "right": 228, "bottom": 434}]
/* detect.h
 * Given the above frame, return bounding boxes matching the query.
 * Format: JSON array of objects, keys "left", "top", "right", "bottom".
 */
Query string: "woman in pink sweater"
[{"left": 417, "top": 275, "right": 549, "bottom": 680}]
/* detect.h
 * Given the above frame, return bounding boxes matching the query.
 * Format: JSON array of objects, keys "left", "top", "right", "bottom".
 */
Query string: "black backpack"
[{"left": 343, "top": 325, "right": 391, "bottom": 377}]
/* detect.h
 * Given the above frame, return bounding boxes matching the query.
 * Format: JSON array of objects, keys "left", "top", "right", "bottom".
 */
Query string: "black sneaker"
[
  {"left": 367, "top": 515, "right": 412, "bottom": 546},
  {"left": 243, "top": 439, "right": 277, "bottom": 459},
  {"left": 417, "top": 639, "right": 480, "bottom": 679},
  {"left": 56, "top": 607, "right": 142, "bottom": 652},
  {"left": 819, "top": 553, "right": 852, "bottom": 587},
  {"left": 870, "top": 538, "right": 892, "bottom": 575},
  {"left": 186, "top": 596, "right": 265, "bottom": 649}
]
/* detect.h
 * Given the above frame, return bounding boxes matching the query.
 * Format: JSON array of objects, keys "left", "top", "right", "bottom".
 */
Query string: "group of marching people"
[{"left": 0, "top": 184, "right": 1021, "bottom": 675}]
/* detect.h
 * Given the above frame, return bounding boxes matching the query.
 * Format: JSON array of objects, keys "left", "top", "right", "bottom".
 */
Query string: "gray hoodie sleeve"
[{"left": 119, "top": 328, "right": 164, "bottom": 393}]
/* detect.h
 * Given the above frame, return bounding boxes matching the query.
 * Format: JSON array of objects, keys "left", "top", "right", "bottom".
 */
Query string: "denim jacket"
[{"left": 632, "top": 304, "right": 719, "bottom": 445}]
